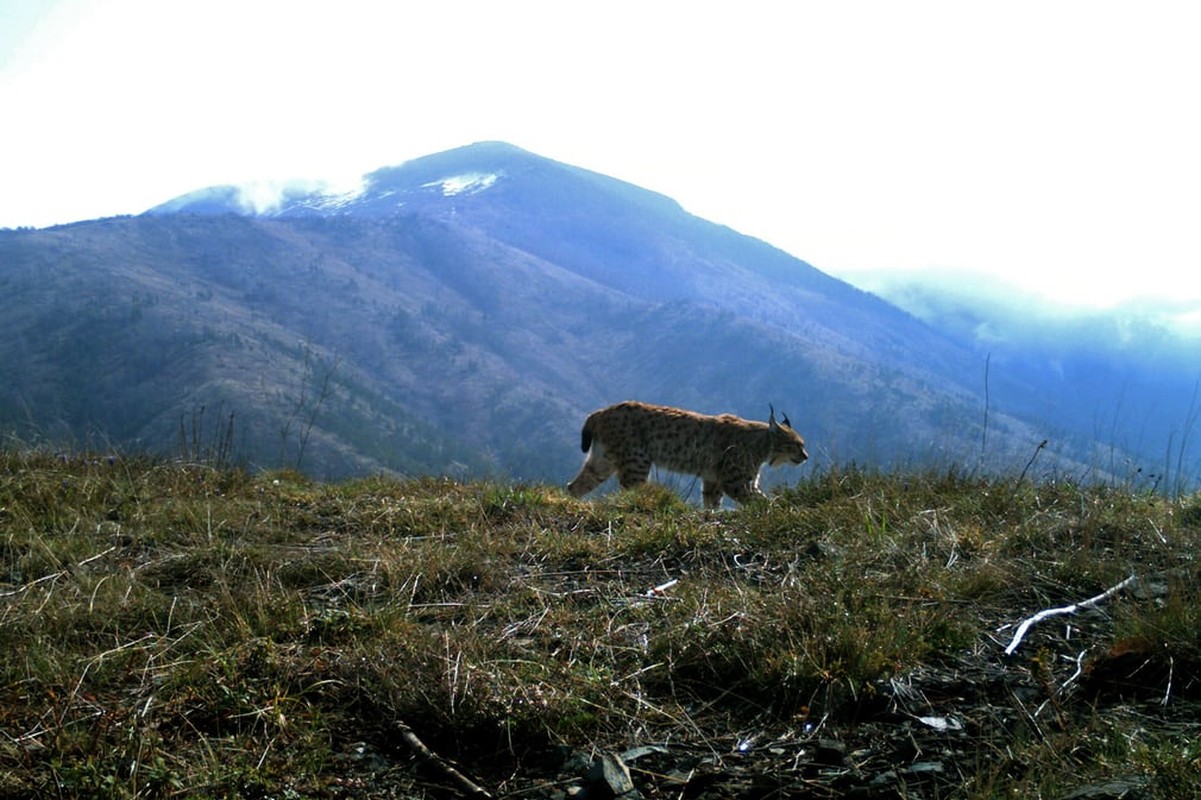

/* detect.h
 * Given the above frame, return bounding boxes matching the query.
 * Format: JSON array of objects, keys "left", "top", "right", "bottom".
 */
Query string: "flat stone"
[
  {"left": 585, "top": 751, "right": 641, "bottom": 798},
  {"left": 1059, "top": 778, "right": 1151, "bottom": 800}
]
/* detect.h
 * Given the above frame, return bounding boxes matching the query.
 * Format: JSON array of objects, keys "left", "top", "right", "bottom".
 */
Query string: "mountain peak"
[{"left": 143, "top": 141, "right": 685, "bottom": 221}]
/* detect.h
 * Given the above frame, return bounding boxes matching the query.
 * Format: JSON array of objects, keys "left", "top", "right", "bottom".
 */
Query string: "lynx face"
[{"left": 567, "top": 401, "right": 808, "bottom": 509}]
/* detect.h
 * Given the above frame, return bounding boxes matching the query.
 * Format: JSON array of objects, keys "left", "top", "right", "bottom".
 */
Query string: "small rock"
[
  {"left": 585, "top": 752, "right": 641, "bottom": 799},
  {"left": 917, "top": 715, "right": 963, "bottom": 732},
  {"left": 1059, "top": 777, "right": 1151, "bottom": 800},
  {"left": 620, "top": 745, "right": 668, "bottom": 763},
  {"left": 815, "top": 738, "right": 850, "bottom": 766},
  {"left": 901, "top": 761, "right": 945, "bottom": 776},
  {"left": 563, "top": 750, "right": 594, "bottom": 776}
]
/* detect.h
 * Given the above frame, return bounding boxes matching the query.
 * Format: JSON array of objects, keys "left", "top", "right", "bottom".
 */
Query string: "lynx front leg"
[
  {"left": 724, "top": 473, "right": 768, "bottom": 507},
  {"left": 615, "top": 454, "right": 652, "bottom": 491},
  {"left": 702, "top": 480, "right": 723, "bottom": 509}
]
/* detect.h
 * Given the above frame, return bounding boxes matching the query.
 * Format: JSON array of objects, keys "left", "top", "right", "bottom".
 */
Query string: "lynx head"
[{"left": 767, "top": 404, "right": 809, "bottom": 466}]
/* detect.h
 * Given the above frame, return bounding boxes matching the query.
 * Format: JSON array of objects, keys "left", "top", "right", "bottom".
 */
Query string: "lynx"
[{"left": 567, "top": 401, "right": 808, "bottom": 508}]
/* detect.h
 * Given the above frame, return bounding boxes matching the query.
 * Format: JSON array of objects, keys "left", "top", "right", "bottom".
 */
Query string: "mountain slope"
[
  {"left": 152, "top": 143, "right": 963, "bottom": 377},
  {"left": 3, "top": 143, "right": 1093, "bottom": 484}
]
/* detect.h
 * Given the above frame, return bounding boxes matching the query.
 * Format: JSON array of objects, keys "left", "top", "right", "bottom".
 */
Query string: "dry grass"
[{"left": 2, "top": 451, "right": 1200, "bottom": 797}]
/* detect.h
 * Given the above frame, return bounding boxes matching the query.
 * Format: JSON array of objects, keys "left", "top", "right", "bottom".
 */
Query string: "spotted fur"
[{"left": 566, "top": 401, "right": 808, "bottom": 508}]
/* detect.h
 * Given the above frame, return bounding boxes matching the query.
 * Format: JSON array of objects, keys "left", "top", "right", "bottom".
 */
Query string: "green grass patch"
[{"left": 1, "top": 451, "right": 1199, "bottom": 797}]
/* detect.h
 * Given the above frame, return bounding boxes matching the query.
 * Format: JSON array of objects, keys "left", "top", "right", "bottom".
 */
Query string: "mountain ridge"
[{"left": 1, "top": 142, "right": 1178, "bottom": 489}]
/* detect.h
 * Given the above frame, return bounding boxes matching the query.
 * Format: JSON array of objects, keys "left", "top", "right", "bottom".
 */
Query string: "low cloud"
[
  {"left": 232, "top": 179, "right": 338, "bottom": 215},
  {"left": 843, "top": 267, "right": 1201, "bottom": 383}
]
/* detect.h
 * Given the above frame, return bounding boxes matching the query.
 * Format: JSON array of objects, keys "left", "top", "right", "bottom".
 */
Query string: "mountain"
[{"left": 0, "top": 142, "right": 1141, "bottom": 487}]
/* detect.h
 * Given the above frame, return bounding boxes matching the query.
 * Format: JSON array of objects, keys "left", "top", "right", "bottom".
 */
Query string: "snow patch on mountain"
[
  {"left": 422, "top": 172, "right": 500, "bottom": 197},
  {"left": 295, "top": 181, "right": 367, "bottom": 213}
]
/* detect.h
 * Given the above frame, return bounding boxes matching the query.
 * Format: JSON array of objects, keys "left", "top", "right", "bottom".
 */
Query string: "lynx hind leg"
[
  {"left": 568, "top": 446, "right": 615, "bottom": 498},
  {"left": 702, "top": 479, "right": 723, "bottom": 509}
]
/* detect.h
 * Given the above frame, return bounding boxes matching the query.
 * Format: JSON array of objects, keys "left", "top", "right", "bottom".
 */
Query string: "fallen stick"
[
  {"left": 1, "top": 545, "right": 119, "bottom": 598},
  {"left": 393, "top": 718, "right": 493, "bottom": 798},
  {"left": 646, "top": 578, "right": 679, "bottom": 597},
  {"left": 1003, "top": 575, "right": 1138, "bottom": 656},
  {"left": 0, "top": 570, "right": 65, "bottom": 597}
]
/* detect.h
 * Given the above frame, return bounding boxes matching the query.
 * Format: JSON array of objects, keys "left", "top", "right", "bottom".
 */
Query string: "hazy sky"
[{"left": 3, "top": 1, "right": 1198, "bottom": 309}]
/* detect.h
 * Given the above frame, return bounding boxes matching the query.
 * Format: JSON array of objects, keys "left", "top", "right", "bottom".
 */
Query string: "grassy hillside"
[{"left": 2, "top": 450, "right": 1200, "bottom": 798}]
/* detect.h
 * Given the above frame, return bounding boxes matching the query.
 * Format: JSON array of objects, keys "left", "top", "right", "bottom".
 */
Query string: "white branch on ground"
[{"left": 1003, "top": 575, "right": 1138, "bottom": 656}]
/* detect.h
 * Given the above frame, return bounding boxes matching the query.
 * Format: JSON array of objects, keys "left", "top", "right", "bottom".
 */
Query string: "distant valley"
[
  {"left": 854, "top": 268, "right": 1201, "bottom": 493},
  {"left": 2, "top": 142, "right": 1196, "bottom": 493}
]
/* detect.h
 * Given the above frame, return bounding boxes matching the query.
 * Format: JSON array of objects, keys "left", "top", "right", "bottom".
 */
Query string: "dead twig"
[
  {"left": 1003, "top": 575, "right": 1138, "bottom": 656},
  {"left": 646, "top": 578, "right": 679, "bottom": 597},
  {"left": 393, "top": 718, "right": 493, "bottom": 798},
  {"left": 0, "top": 545, "right": 119, "bottom": 599},
  {"left": 0, "top": 570, "right": 65, "bottom": 598}
]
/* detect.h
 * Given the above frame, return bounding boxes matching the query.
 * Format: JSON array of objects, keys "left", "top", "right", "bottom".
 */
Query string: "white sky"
[{"left": 2, "top": 0, "right": 1199, "bottom": 309}]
